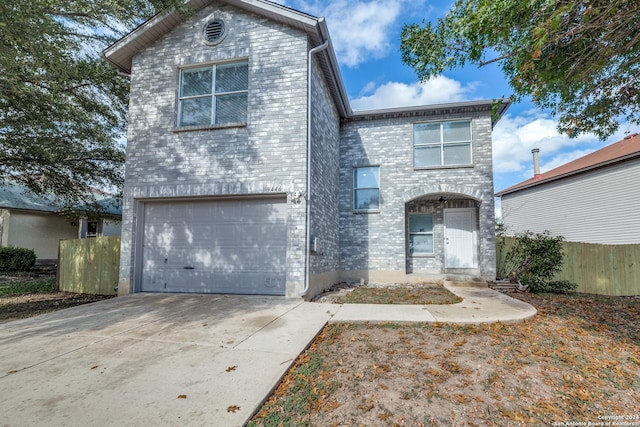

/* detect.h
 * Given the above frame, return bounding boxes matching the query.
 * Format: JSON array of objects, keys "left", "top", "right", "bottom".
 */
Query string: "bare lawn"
[
  {"left": 313, "top": 282, "right": 462, "bottom": 305},
  {"left": 0, "top": 274, "right": 114, "bottom": 323},
  {"left": 249, "top": 290, "right": 640, "bottom": 426}
]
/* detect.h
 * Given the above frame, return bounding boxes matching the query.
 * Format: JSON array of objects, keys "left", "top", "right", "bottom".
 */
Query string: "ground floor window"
[
  {"left": 86, "top": 220, "right": 99, "bottom": 237},
  {"left": 409, "top": 213, "right": 434, "bottom": 255}
]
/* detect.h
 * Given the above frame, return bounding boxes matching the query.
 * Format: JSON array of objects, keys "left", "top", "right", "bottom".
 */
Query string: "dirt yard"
[
  {"left": 312, "top": 282, "right": 462, "bottom": 305},
  {"left": 0, "top": 274, "right": 114, "bottom": 323},
  {"left": 249, "top": 289, "right": 640, "bottom": 427}
]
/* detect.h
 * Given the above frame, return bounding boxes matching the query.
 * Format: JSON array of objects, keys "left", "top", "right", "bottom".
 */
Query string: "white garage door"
[{"left": 141, "top": 198, "right": 287, "bottom": 295}]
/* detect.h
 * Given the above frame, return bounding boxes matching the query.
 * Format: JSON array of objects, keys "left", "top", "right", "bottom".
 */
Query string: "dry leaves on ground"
[{"left": 249, "top": 292, "right": 640, "bottom": 427}]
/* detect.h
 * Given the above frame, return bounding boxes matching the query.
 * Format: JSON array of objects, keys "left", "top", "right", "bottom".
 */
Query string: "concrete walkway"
[
  {"left": 0, "top": 284, "right": 535, "bottom": 427},
  {"left": 331, "top": 281, "right": 537, "bottom": 324}
]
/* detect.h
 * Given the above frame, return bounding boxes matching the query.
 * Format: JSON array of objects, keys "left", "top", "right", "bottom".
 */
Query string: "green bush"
[
  {"left": 0, "top": 247, "right": 37, "bottom": 271},
  {"left": 501, "top": 231, "right": 576, "bottom": 293}
]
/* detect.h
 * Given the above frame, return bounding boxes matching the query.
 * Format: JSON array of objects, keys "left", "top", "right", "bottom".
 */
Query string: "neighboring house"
[
  {"left": 496, "top": 133, "right": 640, "bottom": 244},
  {"left": 0, "top": 183, "right": 122, "bottom": 262},
  {"left": 104, "top": 0, "right": 510, "bottom": 298}
]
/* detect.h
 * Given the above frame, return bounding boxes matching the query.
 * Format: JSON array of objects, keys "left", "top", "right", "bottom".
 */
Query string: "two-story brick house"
[{"left": 104, "top": 0, "right": 509, "bottom": 298}]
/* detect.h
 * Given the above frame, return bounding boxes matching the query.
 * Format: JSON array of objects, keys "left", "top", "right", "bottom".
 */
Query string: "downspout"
[{"left": 300, "top": 39, "right": 329, "bottom": 298}]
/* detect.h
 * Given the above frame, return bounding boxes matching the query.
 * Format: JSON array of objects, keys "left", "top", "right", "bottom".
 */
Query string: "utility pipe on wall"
[{"left": 300, "top": 39, "right": 329, "bottom": 298}]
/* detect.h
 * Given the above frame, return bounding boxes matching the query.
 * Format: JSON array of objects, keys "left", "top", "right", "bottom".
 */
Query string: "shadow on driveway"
[{"left": 0, "top": 294, "right": 338, "bottom": 426}]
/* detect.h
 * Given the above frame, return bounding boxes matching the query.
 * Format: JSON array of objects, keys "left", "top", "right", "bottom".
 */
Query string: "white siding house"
[{"left": 497, "top": 134, "right": 640, "bottom": 244}]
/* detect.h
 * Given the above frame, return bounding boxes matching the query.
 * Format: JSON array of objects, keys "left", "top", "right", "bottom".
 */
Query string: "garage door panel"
[
  {"left": 141, "top": 198, "right": 287, "bottom": 295},
  {"left": 142, "top": 269, "right": 165, "bottom": 292},
  {"left": 186, "top": 271, "right": 284, "bottom": 295},
  {"left": 161, "top": 269, "right": 191, "bottom": 292},
  {"left": 158, "top": 270, "right": 284, "bottom": 295}
]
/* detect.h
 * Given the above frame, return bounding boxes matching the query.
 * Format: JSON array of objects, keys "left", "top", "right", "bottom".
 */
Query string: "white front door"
[{"left": 444, "top": 208, "right": 478, "bottom": 269}]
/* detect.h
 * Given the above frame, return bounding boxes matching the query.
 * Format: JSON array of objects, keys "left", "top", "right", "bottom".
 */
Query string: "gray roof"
[
  {"left": 0, "top": 183, "right": 122, "bottom": 217},
  {"left": 0, "top": 183, "right": 55, "bottom": 213},
  {"left": 348, "top": 99, "right": 512, "bottom": 128}
]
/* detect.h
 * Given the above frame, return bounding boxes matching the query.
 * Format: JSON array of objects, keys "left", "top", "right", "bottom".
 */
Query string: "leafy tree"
[
  {"left": 0, "top": 0, "right": 185, "bottom": 208},
  {"left": 400, "top": 0, "right": 640, "bottom": 139}
]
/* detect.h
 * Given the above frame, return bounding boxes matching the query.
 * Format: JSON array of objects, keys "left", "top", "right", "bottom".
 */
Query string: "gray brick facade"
[
  {"left": 110, "top": 0, "right": 504, "bottom": 299},
  {"left": 308, "top": 59, "right": 341, "bottom": 296},
  {"left": 119, "top": 3, "right": 311, "bottom": 296},
  {"left": 339, "top": 109, "right": 497, "bottom": 282}
]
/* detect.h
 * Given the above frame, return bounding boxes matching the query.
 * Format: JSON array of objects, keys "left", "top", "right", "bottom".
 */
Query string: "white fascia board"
[
  {"left": 349, "top": 99, "right": 511, "bottom": 122},
  {"left": 103, "top": 0, "right": 320, "bottom": 73}
]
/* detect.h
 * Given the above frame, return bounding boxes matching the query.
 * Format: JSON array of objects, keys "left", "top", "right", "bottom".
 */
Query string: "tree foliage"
[
  {"left": 0, "top": 0, "right": 184, "bottom": 208},
  {"left": 400, "top": 0, "right": 640, "bottom": 139}
]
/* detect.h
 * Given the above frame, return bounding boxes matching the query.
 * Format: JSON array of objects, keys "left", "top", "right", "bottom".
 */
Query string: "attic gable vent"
[{"left": 203, "top": 19, "right": 226, "bottom": 45}]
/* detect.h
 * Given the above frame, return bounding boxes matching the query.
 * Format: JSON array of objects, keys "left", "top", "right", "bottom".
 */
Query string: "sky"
[{"left": 276, "top": 0, "right": 640, "bottom": 216}]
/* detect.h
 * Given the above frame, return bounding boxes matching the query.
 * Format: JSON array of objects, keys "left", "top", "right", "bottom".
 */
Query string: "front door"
[{"left": 444, "top": 208, "right": 478, "bottom": 268}]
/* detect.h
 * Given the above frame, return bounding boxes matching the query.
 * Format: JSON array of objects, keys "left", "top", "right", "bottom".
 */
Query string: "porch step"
[
  {"left": 30, "top": 261, "right": 57, "bottom": 276},
  {"left": 490, "top": 281, "right": 517, "bottom": 292},
  {"left": 443, "top": 275, "right": 488, "bottom": 285}
]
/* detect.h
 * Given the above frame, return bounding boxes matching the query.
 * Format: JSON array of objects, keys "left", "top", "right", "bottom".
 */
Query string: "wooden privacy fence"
[
  {"left": 58, "top": 236, "right": 120, "bottom": 295},
  {"left": 497, "top": 237, "right": 640, "bottom": 296}
]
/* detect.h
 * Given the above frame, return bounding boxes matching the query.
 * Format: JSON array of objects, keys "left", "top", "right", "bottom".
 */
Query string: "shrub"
[
  {"left": 501, "top": 231, "right": 576, "bottom": 293},
  {"left": 0, "top": 247, "right": 37, "bottom": 271}
]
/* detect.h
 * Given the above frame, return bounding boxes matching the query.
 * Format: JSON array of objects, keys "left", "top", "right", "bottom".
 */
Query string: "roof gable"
[
  {"left": 103, "top": 0, "right": 511, "bottom": 122},
  {"left": 103, "top": 0, "right": 351, "bottom": 116},
  {"left": 104, "top": 0, "right": 319, "bottom": 73},
  {"left": 497, "top": 133, "right": 640, "bottom": 196}
]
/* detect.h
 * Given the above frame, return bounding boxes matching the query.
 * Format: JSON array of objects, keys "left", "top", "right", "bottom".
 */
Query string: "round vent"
[{"left": 203, "top": 19, "right": 226, "bottom": 44}]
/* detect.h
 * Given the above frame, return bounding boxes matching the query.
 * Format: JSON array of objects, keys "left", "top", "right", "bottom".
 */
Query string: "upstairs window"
[
  {"left": 178, "top": 61, "right": 248, "bottom": 127},
  {"left": 414, "top": 120, "right": 472, "bottom": 167},
  {"left": 353, "top": 166, "right": 380, "bottom": 211},
  {"left": 409, "top": 214, "right": 434, "bottom": 255}
]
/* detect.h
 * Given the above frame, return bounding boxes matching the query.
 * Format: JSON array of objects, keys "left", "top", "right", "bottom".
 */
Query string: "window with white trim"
[
  {"left": 86, "top": 220, "right": 99, "bottom": 237},
  {"left": 353, "top": 166, "right": 380, "bottom": 211},
  {"left": 414, "top": 120, "right": 472, "bottom": 167},
  {"left": 409, "top": 214, "right": 434, "bottom": 254},
  {"left": 178, "top": 61, "right": 248, "bottom": 127}
]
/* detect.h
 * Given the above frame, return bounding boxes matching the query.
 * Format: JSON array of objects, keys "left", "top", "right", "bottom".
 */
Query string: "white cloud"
[
  {"left": 277, "top": 0, "right": 424, "bottom": 67},
  {"left": 492, "top": 111, "right": 638, "bottom": 180},
  {"left": 350, "top": 76, "right": 475, "bottom": 110},
  {"left": 492, "top": 112, "right": 596, "bottom": 177}
]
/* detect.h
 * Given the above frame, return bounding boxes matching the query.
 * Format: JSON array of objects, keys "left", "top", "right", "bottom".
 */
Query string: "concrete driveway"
[
  {"left": 0, "top": 294, "right": 339, "bottom": 427},
  {"left": 0, "top": 285, "right": 536, "bottom": 426}
]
